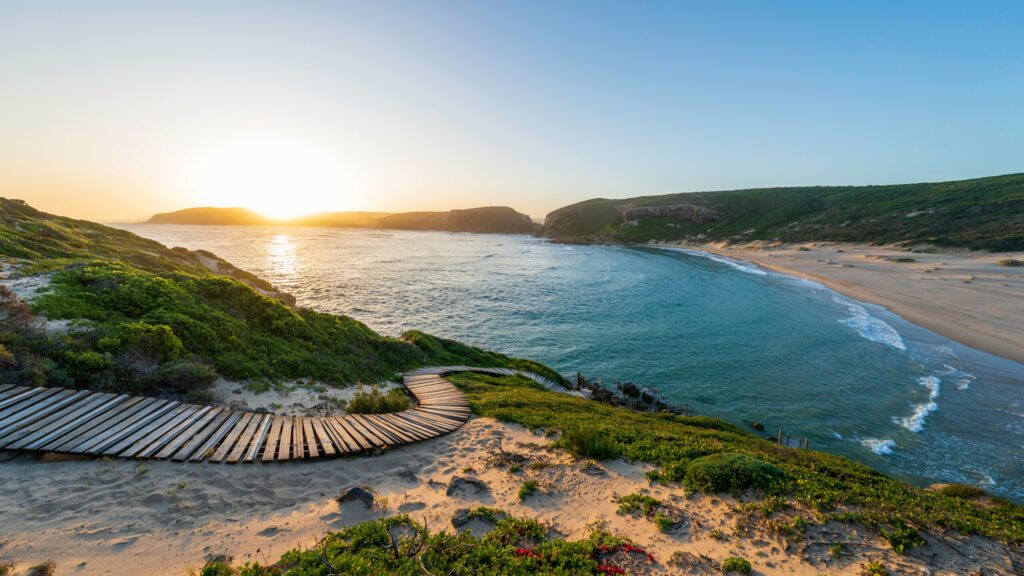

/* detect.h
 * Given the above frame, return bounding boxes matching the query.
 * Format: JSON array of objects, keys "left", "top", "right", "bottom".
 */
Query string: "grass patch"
[
  {"left": 880, "top": 521, "right": 926, "bottom": 554},
  {"left": 518, "top": 480, "right": 539, "bottom": 501},
  {"left": 559, "top": 426, "right": 619, "bottom": 460},
  {"left": 863, "top": 560, "right": 890, "bottom": 576},
  {"left": 617, "top": 493, "right": 661, "bottom": 516},
  {"left": 935, "top": 483, "right": 986, "bottom": 499},
  {"left": 720, "top": 556, "right": 751, "bottom": 574},
  {"left": 683, "top": 453, "right": 785, "bottom": 493},
  {"left": 997, "top": 258, "right": 1023, "bottom": 267},
  {"left": 345, "top": 387, "right": 410, "bottom": 414}
]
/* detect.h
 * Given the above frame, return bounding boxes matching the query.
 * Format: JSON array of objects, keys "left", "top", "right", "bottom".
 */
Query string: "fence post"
[{"left": 777, "top": 429, "right": 783, "bottom": 445}]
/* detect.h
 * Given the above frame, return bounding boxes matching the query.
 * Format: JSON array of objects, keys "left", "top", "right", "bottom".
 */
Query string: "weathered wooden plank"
[
  {"left": 226, "top": 413, "right": 264, "bottom": 463},
  {"left": 123, "top": 405, "right": 205, "bottom": 458},
  {"left": 0, "top": 387, "right": 48, "bottom": 412},
  {"left": 154, "top": 407, "right": 222, "bottom": 459},
  {"left": 48, "top": 396, "right": 148, "bottom": 452},
  {"left": 323, "top": 416, "right": 360, "bottom": 453},
  {"left": 102, "top": 403, "right": 190, "bottom": 456},
  {"left": 172, "top": 409, "right": 232, "bottom": 462},
  {"left": 351, "top": 414, "right": 400, "bottom": 445},
  {"left": 244, "top": 414, "right": 273, "bottom": 463},
  {"left": 315, "top": 416, "right": 348, "bottom": 455},
  {"left": 301, "top": 417, "right": 319, "bottom": 458},
  {"left": 408, "top": 408, "right": 466, "bottom": 429},
  {"left": 278, "top": 412, "right": 294, "bottom": 457},
  {"left": 81, "top": 400, "right": 177, "bottom": 455},
  {"left": 334, "top": 416, "right": 373, "bottom": 451},
  {"left": 210, "top": 413, "right": 254, "bottom": 462},
  {"left": 186, "top": 410, "right": 242, "bottom": 462},
  {"left": 377, "top": 412, "right": 437, "bottom": 439},
  {"left": 345, "top": 415, "right": 389, "bottom": 448},
  {"left": 0, "top": 389, "right": 89, "bottom": 437},
  {"left": 0, "top": 387, "right": 64, "bottom": 421},
  {"left": 395, "top": 411, "right": 452, "bottom": 434},
  {"left": 309, "top": 417, "right": 336, "bottom": 456},
  {"left": 27, "top": 394, "right": 129, "bottom": 451},
  {"left": 3, "top": 393, "right": 114, "bottom": 450},
  {"left": 369, "top": 413, "right": 422, "bottom": 442},
  {"left": 261, "top": 415, "right": 284, "bottom": 462},
  {"left": 0, "top": 384, "right": 16, "bottom": 395}
]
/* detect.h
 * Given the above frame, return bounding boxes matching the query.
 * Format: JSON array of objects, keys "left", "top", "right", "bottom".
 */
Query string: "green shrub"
[
  {"left": 25, "top": 562, "right": 56, "bottom": 576},
  {"left": 518, "top": 480, "right": 539, "bottom": 501},
  {"left": 115, "top": 321, "right": 183, "bottom": 362},
  {"left": 345, "top": 387, "right": 411, "bottom": 415},
  {"left": 863, "top": 561, "right": 889, "bottom": 576},
  {"left": 653, "top": 511, "right": 675, "bottom": 532},
  {"left": 720, "top": 556, "right": 751, "bottom": 574},
  {"left": 997, "top": 258, "right": 1022, "bottom": 267},
  {"left": 683, "top": 453, "right": 785, "bottom": 493},
  {"left": 617, "top": 493, "right": 662, "bottom": 516},
  {"left": 147, "top": 361, "right": 218, "bottom": 394},
  {"left": 881, "top": 522, "right": 926, "bottom": 554},
  {"left": 559, "top": 426, "right": 618, "bottom": 460},
  {"left": 936, "top": 483, "right": 986, "bottom": 499},
  {"left": 199, "top": 561, "right": 235, "bottom": 576}
]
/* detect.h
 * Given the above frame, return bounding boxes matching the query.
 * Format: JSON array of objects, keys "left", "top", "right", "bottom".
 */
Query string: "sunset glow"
[{"left": 181, "top": 137, "right": 352, "bottom": 220}]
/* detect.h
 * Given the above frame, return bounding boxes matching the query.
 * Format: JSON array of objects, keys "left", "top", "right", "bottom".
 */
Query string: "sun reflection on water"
[{"left": 267, "top": 234, "right": 297, "bottom": 280}]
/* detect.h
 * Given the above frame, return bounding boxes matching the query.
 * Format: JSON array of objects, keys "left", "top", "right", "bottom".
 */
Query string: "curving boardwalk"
[{"left": 0, "top": 366, "right": 571, "bottom": 463}]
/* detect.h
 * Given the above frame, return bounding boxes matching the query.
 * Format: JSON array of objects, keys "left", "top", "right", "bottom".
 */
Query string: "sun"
[{"left": 183, "top": 137, "right": 351, "bottom": 220}]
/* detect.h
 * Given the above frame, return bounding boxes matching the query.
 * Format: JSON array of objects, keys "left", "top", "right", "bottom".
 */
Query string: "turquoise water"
[{"left": 118, "top": 225, "right": 1024, "bottom": 500}]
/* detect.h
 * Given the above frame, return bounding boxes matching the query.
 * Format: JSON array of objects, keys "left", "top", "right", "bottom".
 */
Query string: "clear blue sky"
[{"left": 1, "top": 0, "right": 1021, "bottom": 221}]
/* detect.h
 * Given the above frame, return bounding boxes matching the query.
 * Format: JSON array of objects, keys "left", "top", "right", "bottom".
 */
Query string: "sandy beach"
[
  {"left": 1, "top": 417, "right": 1018, "bottom": 575},
  {"left": 688, "top": 242, "right": 1024, "bottom": 366}
]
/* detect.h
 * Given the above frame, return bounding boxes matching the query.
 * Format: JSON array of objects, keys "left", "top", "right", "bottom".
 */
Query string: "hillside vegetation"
[
  {"left": 0, "top": 199, "right": 560, "bottom": 400},
  {"left": 542, "top": 173, "right": 1024, "bottom": 250},
  {"left": 147, "top": 205, "right": 539, "bottom": 234}
]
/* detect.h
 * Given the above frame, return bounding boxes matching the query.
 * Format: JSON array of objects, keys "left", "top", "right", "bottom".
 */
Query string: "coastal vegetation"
[
  {"left": 541, "top": 173, "right": 1024, "bottom": 250},
  {"left": 344, "top": 387, "right": 411, "bottom": 414}
]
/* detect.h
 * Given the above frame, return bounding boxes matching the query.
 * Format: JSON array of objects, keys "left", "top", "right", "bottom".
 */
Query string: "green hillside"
[{"left": 542, "top": 173, "right": 1024, "bottom": 250}]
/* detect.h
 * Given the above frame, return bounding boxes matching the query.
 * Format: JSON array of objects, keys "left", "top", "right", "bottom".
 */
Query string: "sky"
[{"left": 1, "top": 1, "right": 1022, "bottom": 222}]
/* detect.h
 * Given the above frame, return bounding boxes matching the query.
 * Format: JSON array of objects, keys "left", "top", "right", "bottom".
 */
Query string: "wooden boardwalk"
[{"left": 0, "top": 366, "right": 570, "bottom": 463}]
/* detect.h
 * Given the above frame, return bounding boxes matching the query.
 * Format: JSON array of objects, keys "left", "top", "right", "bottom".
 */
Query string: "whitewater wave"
[
  {"left": 832, "top": 295, "right": 907, "bottom": 351},
  {"left": 942, "top": 363, "right": 976, "bottom": 390},
  {"left": 861, "top": 437, "right": 896, "bottom": 455},
  {"left": 661, "top": 248, "right": 768, "bottom": 276},
  {"left": 895, "top": 376, "right": 941, "bottom": 432}
]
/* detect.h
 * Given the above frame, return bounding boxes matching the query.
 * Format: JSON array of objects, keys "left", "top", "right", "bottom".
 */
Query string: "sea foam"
[
  {"left": 895, "top": 376, "right": 941, "bottom": 432},
  {"left": 861, "top": 438, "right": 896, "bottom": 455},
  {"left": 661, "top": 248, "right": 768, "bottom": 276},
  {"left": 832, "top": 295, "right": 907, "bottom": 351}
]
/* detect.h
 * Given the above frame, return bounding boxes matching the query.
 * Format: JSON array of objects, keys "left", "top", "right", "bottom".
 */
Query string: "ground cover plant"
[{"left": 446, "top": 372, "right": 1024, "bottom": 543}]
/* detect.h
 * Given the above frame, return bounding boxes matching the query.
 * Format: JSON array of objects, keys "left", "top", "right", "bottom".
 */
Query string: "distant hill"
[
  {"left": 542, "top": 173, "right": 1024, "bottom": 251},
  {"left": 146, "top": 206, "right": 538, "bottom": 234},
  {"left": 377, "top": 206, "right": 538, "bottom": 234},
  {"left": 147, "top": 207, "right": 272, "bottom": 226}
]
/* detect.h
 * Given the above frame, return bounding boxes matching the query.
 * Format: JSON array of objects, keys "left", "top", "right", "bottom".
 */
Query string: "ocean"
[{"left": 116, "top": 224, "right": 1024, "bottom": 501}]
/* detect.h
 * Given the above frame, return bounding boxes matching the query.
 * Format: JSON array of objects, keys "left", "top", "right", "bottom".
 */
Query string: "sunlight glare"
[{"left": 183, "top": 137, "right": 350, "bottom": 220}]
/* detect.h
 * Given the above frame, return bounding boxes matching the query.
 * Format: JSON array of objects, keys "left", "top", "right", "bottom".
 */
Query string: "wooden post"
[
  {"left": 683, "top": 403, "right": 688, "bottom": 416},
  {"left": 777, "top": 429, "right": 783, "bottom": 445}
]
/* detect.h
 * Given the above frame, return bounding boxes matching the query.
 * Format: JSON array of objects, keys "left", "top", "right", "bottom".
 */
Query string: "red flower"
[
  {"left": 514, "top": 547, "right": 540, "bottom": 559},
  {"left": 597, "top": 565, "right": 626, "bottom": 575},
  {"left": 622, "top": 543, "right": 655, "bottom": 562}
]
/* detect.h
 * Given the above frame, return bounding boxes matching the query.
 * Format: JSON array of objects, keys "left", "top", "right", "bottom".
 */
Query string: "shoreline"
[{"left": 668, "top": 241, "right": 1024, "bottom": 366}]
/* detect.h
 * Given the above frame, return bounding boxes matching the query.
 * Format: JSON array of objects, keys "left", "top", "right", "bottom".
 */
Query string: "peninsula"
[{"left": 147, "top": 205, "right": 540, "bottom": 234}]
